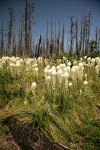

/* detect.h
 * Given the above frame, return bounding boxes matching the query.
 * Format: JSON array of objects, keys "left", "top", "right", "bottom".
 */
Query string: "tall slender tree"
[
  {"left": 75, "top": 18, "right": 79, "bottom": 57},
  {"left": 7, "top": 7, "right": 14, "bottom": 56},
  {"left": 69, "top": 16, "right": 74, "bottom": 54},
  {"left": 79, "top": 20, "right": 83, "bottom": 55},
  {"left": 99, "top": 28, "right": 100, "bottom": 51},
  {"left": 82, "top": 16, "right": 86, "bottom": 55},
  {"left": 18, "top": 23, "right": 23, "bottom": 56},
  {"left": 22, "top": 0, "right": 34, "bottom": 56},
  {"left": 87, "top": 12, "right": 92, "bottom": 52},
  {"left": 54, "top": 21, "right": 57, "bottom": 54},
  {"left": 50, "top": 20, "right": 54, "bottom": 57},
  {"left": 12, "top": 28, "right": 16, "bottom": 56},
  {"left": 0, "top": 20, "right": 4, "bottom": 56},
  {"left": 37, "top": 35, "right": 42, "bottom": 57},
  {"left": 61, "top": 24, "right": 65, "bottom": 54},
  {"left": 46, "top": 19, "right": 49, "bottom": 56},
  {"left": 95, "top": 27, "right": 98, "bottom": 51},
  {"left": 57, "top": 20, "right": 60, "bottom": 54}
]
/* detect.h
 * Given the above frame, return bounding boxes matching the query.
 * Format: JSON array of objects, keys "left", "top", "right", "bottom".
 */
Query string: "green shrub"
[{"left": 79, "top": 120, "right": 100, "bottom": 150}]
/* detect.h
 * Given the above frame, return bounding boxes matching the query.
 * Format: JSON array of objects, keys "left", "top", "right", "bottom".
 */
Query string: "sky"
[{"left": 0, "top": 0, "right": 100, "bottom": 45}]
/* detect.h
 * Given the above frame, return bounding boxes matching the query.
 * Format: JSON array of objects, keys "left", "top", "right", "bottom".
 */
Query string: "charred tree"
[
  {"left": 85, "top": 16, "right": 88, "bottom": 55},
  {"left": 79, "top": 20, "right": 83, "bottom": 56},
  {"left": 57, "top": 20, "right": 60, "bottom": 54},
  {"left": 69, "top": 16, "right": 74, "bottom": 54},
  {"left": 18, "top": 23, "right": 23, "bottom": 56},
  {"left": 60, "top": 24, "right": 65, "bottom": 54},
  {"left": 54, "top": 21, "right": 57, "bottom": 54},
  {"left": 12, "top": 28, "right": 16, "bottom": 56},
  {"left": 37, "top": 35, "right": 42, "bottom": 57},
  {"left": 0, "top": 20, "right": 4, "bottom": 57},
  {"left": 7, "top": 8, "right": 14, "bottom": 56},
  {"left": 50, "top": 20, "right": 54, "bottom": 57},
  {"left": 22, "top": 0, "right": 34, "bottom": 57},
  {"left": 99, "top": 29, "right": 100, "bottom": 52},
  {"left": 82, "top": 17, "right": 86, "bottom": 55},
  {"left": 75, "top": 18, "right": 79, "bottom": 58},
  {"left": 46, "top": 19, "right": 49, "bottom": 56},
  {"left": 87, "top": 12, "right": 92, "bottom": 53}
]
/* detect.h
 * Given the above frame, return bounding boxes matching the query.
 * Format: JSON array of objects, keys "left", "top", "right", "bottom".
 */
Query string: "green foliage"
[
  {"left": 31, "top": 102, "right": 49, "bottom": 129},
  {"left": 0, "top": 123, "right": 8, "bottom": 135},
  {"left": 79, "top": 120, "right": 100, "bottom": 150},
  {"left": 64, "top": 51, "right": 75, "bottom": 60},
  {"left": 0, "top": 68, "right": 26, "bottom": 104},
  {"left": 0, "top": 69, "right": 14, "bottom": 103}
]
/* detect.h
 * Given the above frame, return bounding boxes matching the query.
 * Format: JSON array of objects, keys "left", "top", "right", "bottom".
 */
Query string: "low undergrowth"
[
  {"left": 0, "top": 55, "right": 100, "bottom": 149},
  {"left": 78, "top": 119, "right": 100, "bottom": 150}
]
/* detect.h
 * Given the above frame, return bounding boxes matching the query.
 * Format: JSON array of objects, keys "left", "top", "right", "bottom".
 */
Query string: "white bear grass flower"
[
  {"left": 31, "top": 82, "right": 37, "bottom": 93},
  {"left": 69, "top": 82, "right": 72, "bottom": 87},
  {"left": 83, "top": 80, "right": 88, "bottom": 85}
]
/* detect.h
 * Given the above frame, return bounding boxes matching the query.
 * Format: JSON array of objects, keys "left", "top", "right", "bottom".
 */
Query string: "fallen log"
[{"left": 5, "top": 116, "right": 71, "bottom": 150}]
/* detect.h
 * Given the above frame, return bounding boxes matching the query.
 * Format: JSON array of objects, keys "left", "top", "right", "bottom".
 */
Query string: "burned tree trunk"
[
  {"left": 75, "top": 18, "right": 79, "bottom": 58},
  {"left": 5, "top": 116, "right": 71, "bottom": 150}
]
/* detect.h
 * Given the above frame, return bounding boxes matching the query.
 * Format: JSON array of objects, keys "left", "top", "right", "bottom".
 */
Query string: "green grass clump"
[
  {"left": 79, "top": 119, "right": 100, "bottom": 150},
  {"left": 0, "top": 122, "right": 8, "bottom": 135}
]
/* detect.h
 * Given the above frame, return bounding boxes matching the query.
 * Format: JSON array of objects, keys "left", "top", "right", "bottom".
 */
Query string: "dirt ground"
[{"left": 0, "top": 132, "right": 22, "bottom": 150}]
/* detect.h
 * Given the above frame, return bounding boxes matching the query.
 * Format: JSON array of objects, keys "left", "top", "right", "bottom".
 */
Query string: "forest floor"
[
  {"left": 0, "top": 103, "right": 100, "bottom": 150},
  {"left": 0, "top": 105, "right": 21, "bottom": 150}
]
